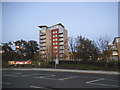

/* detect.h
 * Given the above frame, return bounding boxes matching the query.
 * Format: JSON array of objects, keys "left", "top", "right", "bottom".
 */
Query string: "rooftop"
[
  {"left": 38, "top": 23, "right": 64, "bottom": 29},
  {"left": 113, "top": 37, "right": 120, "bottom": 44}
]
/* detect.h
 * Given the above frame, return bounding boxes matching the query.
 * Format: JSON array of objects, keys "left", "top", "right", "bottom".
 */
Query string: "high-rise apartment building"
[{"left": 38, "top": 23, "right": 68, "bottom": 61}]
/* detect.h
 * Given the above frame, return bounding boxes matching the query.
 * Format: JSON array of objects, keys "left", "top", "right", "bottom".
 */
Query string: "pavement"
[
  {"left": 2, "top": 68, "right": 119, "bottom": 75},
  {"left": 2, "top": 69, "right": 119, "bottom": 89}
]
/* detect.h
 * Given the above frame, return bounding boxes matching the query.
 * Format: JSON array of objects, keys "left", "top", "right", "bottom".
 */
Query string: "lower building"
[{"left": 109, "top": 37, "right": 120, "bottom": 61}]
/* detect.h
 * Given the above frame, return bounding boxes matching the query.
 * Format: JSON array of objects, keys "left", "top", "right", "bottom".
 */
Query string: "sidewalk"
[{"left": 2, "top": 68, "right": 119, "bottom": 75}]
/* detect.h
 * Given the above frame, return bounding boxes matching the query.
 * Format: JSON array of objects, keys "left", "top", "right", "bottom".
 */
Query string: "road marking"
[
  {"left": 30, "top": 85, "right": 54, "bottom": 90},
  {"left": 86, "top": 78, "right": 119, "bottom": 87},
  {"left": 59, "top": 76, "right": 79, "bottom": 81},
  {"left": 0, "top": 82, "right": 11, "bottom": 84},
  {"left": 87, "top": 82, "right": 119, "bottom": 87},
  {"left": 21, "top": 75, "right": 29, "bottom": 77},
  {"left": 3, "top": 75, "right": 18, "bottom": 77},
  {"left": 78, "top": 76, "right": 100, "bottom": 79},
  {"left": 30, "top": 85, "right": 45, "bottom": 88},
  {"left": 86, "top": 78, "right": 105, "bottom": 83},
  {"left": 21, "top": 73, "right": 40, "bottom": 77},
  {"left": 35, "top": 75, "right": 55, "bottom": 79}
]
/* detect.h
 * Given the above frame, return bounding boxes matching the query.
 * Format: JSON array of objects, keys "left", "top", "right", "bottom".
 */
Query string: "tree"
[
  {"left": 26, "top": 40, "right": 39, "bottom": 59},
  {"left": 68, "top": 36, "right": 76, "bottom": 53},
  {"left": 2, "top": 42, "right": 21, "bottom": 61},
  {"left": 97, "top": 36, "right": 111, "bottom": 61},
  {"left": 14, "top": 40, "right": 39, "bottom": 60},
  {"left": 2, "top": 42, "right": 13, "bottom": 52},
  {"left": 14, "top": 39, "right": 27, "bottom": 59},
  {"left": 75, "top": 35, "right": 100, "bottom": 61},
  {"left": 68, "top": 36, "right": 76, "bottom": 60}
]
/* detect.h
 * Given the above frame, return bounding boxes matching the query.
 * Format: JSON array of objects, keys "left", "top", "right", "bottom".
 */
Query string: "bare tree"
[
  {"left": 68, "top": 36, "right": 76, "bottom": 60},
  {"left": 68, "top": 36, "right": 76, "bottom": 53},
  {"left": 97, "top": 36, "right": 111, "bottom": 61}
]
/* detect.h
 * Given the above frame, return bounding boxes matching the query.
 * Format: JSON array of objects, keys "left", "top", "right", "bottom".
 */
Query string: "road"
[{"left": 2, "top": 69, "right": 119, "bottom": 89}]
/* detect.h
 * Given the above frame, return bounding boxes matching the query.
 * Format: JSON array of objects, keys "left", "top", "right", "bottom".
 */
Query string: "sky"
[{"left": 2, "top": 2, "right": 118, "bottom": 44}]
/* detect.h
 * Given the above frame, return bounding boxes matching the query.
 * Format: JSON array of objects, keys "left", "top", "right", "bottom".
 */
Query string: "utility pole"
[{"left": 55, "top": 55, "right": 59, "bottom": 69}]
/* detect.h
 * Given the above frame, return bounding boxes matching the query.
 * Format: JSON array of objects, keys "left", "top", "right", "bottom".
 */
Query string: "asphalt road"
[{"left": 2, "top": 70, "right": 119, "bottom": 89}]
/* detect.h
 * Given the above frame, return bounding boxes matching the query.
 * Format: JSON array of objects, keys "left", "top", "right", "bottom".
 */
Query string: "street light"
[{"left": 55, "top": 55, "right": 59, "bottom": 69}]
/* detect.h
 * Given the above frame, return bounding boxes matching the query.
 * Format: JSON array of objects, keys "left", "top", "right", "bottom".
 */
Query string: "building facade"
[
  {"left": 109, "top": 37, "right": 120, "bottom": 61},
  {"left": 38, "top": 23, "right": 69, "bottom": 61}
]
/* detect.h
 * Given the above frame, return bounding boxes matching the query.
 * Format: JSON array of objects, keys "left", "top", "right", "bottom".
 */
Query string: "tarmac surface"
[{"left": 2, "top": 68, "right": 120, "bottom": 89}]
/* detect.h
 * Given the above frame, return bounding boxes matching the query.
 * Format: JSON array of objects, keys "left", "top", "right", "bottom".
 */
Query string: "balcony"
[
  {"left": 59, "top": 42, "right": 64, "bottom": 45},
  {"left": 111, "top": 47, "right": 118, "bottom": 50},
  {"left": 110, "top": 45, "right": 117, "bottom": 50},
  {"left": 112, "top": 51, "right": 118, "bottom": 56},
  {"left": 40, "top": 33, "right": 46, "bottom": 36},
  {"left": 40, "top": 40, "right": 46, "bottom": 43},
  {"left": 59, "top": 38, "right": 64, "bottom": 42},
  {"left": 59, "top": 34, "right": 63, "bottom": 38}
]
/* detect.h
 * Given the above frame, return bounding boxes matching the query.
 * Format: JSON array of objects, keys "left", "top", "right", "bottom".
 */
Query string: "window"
[
  {"left": 53, "top": 50, "right": 58, "bottom": 53},
  {"left": 59, "top": 25, "right": 64, "bottom": 31},
  {"left": 40, "top": 47, "right": 46, "bottom": 50},
  {"left": 42, "top": 47, "right": 46, "bottom": 49},
  {"left": 53, "top": 39, "right": 57, "bottom": 41},
  {"left": 59, "top": 42, "right": 64, "bottom": 45},
  {"left": 112, "top": 51, "right": 118, "bottom": 55},
  {"left": 53, "top": 35, "right": 57, "bottom": 37},
  {"left": 40, "top": 43, "right": 46, "bottom": 46},
  {"left": 112, "top": 56, "right": 118, "bottom": 61},
  {"left": 53, "top": 46, "right": 58, "bottom": 49},
  {"left": 41, "top": 51, "right": 46, "bottom": 54},
  {"left": 40, "top": 39, "right": 46, "bottom": 42},
  {"left": 60, "top": 54, "right": 63, "bottom": 57},
  {"left": 59, "top": 38, "right": 63, "bottom": 41},
  {"left": 116, "top": 38, "right": 120, "bottom": 42},
  {"left": 40, "top": 30, "right": 46, "bottom": 35},
  {"left": 60, "top": 50, "right": 64, "bottom": 53},
  {"left": 59, "top": 34, "right": 63, "bottom": 37},
  {"left": 42, "top": 27, "right": 47, "bottom": 30},
  {"left": 60, "top": 46, "right": 64, "bottom": 49},
  {"left": 53, "top": 31, "right": 57, "bottom": 34},
  {"left": 41, "top": 30, "right": 46, "bottom": 33},
  {"left": 53, "top": 42, "right": 58, "bottom": 45},
  {"left": 40, "top": 36, "right": 46, "bottom": 39}
]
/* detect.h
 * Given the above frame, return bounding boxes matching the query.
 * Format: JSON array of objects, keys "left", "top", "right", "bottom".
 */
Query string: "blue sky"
[{"left": 2, "top": 2, "right": 118, "bottom": 43}]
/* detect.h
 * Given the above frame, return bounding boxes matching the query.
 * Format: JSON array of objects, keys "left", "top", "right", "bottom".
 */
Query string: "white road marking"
[
  {"left": 30, "top": 85, "right": 45, "bottom": 88},
  {"left": 0, "top": 82, "right": 11, "bottom": 84},
  {"left": 58, "top": 76, "right": 79, "bottom": 81},
  {"left": 35, "top": 75, "right": 55, "bottom": 79},
  {"left": 86, "top": 78, "right": 119, "bottom": 87},
  {"left": 87, "top": 82, "right": 119, "bottom": 87},
  {"left": 3, "top": 75, "right": 18, "bottom": 77},
  {"left": 86, "top": 78, "right": 105, "bottom": 83},
  {"left": 21, "top": 75, "right": 29, "bottom": 77},
  {"left": 21, "top": 73, "right": 40, "bottom": 77},
  {"left": 30, "top": 85, "right": 54, "bottom": 90},
  {"left": 78, "top": 76, "right": 100, "bottom": 79}
]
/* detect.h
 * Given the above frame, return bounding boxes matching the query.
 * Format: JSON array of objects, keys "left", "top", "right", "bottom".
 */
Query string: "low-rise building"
[{"left": 109, "top": 37, "right": 120, "bottom": 61}]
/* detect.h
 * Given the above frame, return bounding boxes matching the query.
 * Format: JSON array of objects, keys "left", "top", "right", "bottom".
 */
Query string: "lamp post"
[{"left": 55, "top": 55, "right": 59, "bottom": 69}]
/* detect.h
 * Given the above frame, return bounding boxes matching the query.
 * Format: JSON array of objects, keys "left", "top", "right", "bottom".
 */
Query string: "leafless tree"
[
  {"left": 68, "top": 36, "right": 76, "bottom": 60},
  {"left": 97, "top": 36, "right": 111, "bottom": 61},
  {"left": 68, "top": 36, "right": 76, "bottom": 53}
]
